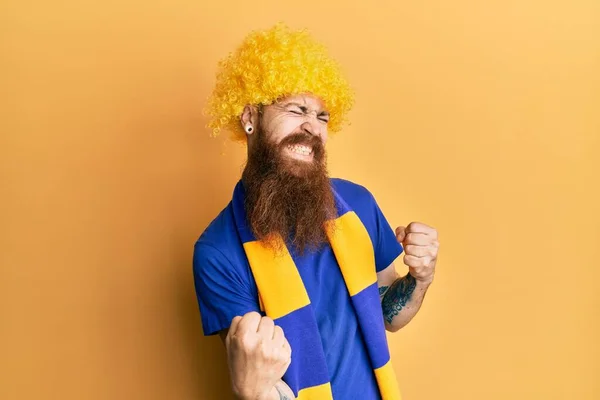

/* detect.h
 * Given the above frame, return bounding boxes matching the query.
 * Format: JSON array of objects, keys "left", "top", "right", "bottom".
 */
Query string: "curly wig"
[{"left": 205, "top": 23, "right": 355, "bottom": 141}]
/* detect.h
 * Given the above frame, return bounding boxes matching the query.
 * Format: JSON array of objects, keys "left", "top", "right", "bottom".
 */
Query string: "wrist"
[
  {"left": 410, "top": 272, "right": 434, "bottom": 287},
  {"left": 233, "top": 385, "right": 277, "bottom": 400},
  {"left": 264, "top": 386, "right": 280, "bottom": 400}
]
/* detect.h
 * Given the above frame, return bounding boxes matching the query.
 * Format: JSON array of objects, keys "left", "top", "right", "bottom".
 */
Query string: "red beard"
[{"left": 242, "top": 129, "right": 336, "bottom": 255}]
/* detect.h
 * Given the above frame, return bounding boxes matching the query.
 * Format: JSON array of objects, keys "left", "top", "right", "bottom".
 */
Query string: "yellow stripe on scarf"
[
  {"left": 325, "top": 211, "right": 377, "bottom": 296},
  {"left": 243, "top": 238, "right": 310, "bottom": 319},
  {"left": 375, "top": 360, "right": 403, "bottom": 400},
  {"left": 297, "top": 382, "right": 333, "bottom": 400}
]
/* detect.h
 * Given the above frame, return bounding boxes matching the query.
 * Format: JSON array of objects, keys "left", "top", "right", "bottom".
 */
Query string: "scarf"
[{"left": 231, "top": 181, "right": 402, "bottom": 400}]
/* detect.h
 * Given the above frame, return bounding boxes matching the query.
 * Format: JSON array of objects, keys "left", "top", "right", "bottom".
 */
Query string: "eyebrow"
[{"left": 284, "top": 102, "right": 330, "bottom": 116}]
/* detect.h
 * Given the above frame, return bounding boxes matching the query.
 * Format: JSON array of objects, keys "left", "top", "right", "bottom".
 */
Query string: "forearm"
[{"left": 379, "top": 273, "right": 431, "bottom": 332}]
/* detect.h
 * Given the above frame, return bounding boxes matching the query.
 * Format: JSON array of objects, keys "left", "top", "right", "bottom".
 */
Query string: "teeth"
[{"left": 288, "top": 144, "right": 312, "bottom": 156}]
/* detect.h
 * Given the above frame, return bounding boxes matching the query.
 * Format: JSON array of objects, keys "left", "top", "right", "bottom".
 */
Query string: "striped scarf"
[{"left": 231, "top": 181, "right": 402, "bottom": 400}]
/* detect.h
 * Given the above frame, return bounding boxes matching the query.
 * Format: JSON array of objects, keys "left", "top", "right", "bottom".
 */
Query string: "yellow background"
[{"left": 2, "top": 0, "right": 598, "bottom": 399}]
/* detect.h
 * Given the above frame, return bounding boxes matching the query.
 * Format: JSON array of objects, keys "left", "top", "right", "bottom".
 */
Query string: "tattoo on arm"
[
  {"left": 381, "top": 274, "right": 417, "bottom": 324},
  {"left": 378, "top": 285, "right": 389, "bottom": 300}
]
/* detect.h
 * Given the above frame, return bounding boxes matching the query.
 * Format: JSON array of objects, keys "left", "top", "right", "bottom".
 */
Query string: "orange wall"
[{"left": 2, "top": 1, "right": 598, "bottom": 399}]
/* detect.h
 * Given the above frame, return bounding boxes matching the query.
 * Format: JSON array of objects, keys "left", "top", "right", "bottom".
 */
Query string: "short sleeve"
[
  {"left": 193, "top": 242, "right": 261, "bottom": 336},
  {"left": 370, "top": 195, "right": 404, "bottom": 272}
]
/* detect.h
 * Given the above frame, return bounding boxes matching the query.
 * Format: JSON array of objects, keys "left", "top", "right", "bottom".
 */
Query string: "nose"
[{"left": 300, "top": 120, "right": 322, "bottom": 138}]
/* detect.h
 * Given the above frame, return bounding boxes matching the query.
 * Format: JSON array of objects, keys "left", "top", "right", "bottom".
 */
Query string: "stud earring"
[{"left": 245, "top": 125, "right": 253, "bottom": 134}]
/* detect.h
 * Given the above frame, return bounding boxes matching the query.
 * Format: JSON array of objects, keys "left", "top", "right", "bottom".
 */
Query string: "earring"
[{"left": 245, "top": 125, "right": 253, "bottom": 134}]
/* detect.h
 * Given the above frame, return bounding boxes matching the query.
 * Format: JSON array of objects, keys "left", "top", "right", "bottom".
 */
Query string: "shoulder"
[
  {"left": 195, "top": 202, "right": 236, "bottom": 248},
  {"left": 330, "top": 177, "right": 377, "bottom": 205},
  {"left": 330, "top": 177, "right": 375, "bottom": 198},
  {"left": 193, "top": 202, "right": 242, "bottom": 273},
  {"left": 330, "top": 177, "right": 388, "bottom": 232},
  {"left": 192, "top": 202, "right": 258, "bottom": 301}
]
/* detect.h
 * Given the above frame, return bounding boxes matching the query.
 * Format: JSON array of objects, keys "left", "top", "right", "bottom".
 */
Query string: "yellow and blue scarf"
[{"left": 232, "top": 181, "right": 402, "bottom": 400}]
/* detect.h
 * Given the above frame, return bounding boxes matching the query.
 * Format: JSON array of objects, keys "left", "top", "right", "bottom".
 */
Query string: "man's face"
[
  {"left": 241, "top": 94, "right": 335, "bottom": 253},
  {"left": 249, "top": 94, "right": 330, "bottom": 172}
]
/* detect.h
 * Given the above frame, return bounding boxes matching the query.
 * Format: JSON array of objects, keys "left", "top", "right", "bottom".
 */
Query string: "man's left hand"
[{"left": 395, "top": 222, "right": 439, "bottom": 285}]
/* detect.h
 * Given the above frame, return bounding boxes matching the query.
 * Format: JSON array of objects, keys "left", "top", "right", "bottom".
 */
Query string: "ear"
[{"left": 240, "top": 105, "right": 259, "bottom": 134}]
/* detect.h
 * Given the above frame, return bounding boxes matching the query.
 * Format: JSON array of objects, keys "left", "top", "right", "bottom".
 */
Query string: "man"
[{"left": 193, "top": 23, "right": 440, "bottom": 400}]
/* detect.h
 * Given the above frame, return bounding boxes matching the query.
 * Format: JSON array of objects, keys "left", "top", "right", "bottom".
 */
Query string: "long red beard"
[{"left": 242, "top": 129, "right": 336, "bottom": 255}]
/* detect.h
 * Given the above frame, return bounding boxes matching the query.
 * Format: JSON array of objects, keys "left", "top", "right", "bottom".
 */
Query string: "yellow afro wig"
[{"left": 205, "top": 23, "right": 355, "bottom": 141}]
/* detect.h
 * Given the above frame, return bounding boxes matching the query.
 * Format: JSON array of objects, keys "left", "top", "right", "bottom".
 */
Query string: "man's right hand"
[{"left": 225, "top": 312, "right": 292, "bottom": 400}]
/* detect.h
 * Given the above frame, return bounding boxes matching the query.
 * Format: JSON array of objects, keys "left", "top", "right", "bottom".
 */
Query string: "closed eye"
[
  {"left": 287, "top": 105, "right": 305, "bottom": 115},
  {"left": 285, "top": 104, "right": 329, "bottom": 122},
  {"left": 318, "top": 113, "right": 330, "bottom": 123}
]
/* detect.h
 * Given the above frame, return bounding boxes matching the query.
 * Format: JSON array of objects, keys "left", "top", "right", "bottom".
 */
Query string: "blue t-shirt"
[{"left": 193, "top": 178, "right": 403, "bottom": 399}]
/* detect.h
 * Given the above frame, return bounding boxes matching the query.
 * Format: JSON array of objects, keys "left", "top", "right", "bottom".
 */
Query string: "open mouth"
[{"left": 286, "top": 144, "right": 313, "bottom": 159}]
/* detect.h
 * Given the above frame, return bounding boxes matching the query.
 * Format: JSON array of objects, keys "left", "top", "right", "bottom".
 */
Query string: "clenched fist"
[
  {"left": 225, "top": 312, "right": 292, "bottom": 400},
  {"left": 396, "top": 222, "right": 439, "bottom": 285}
]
